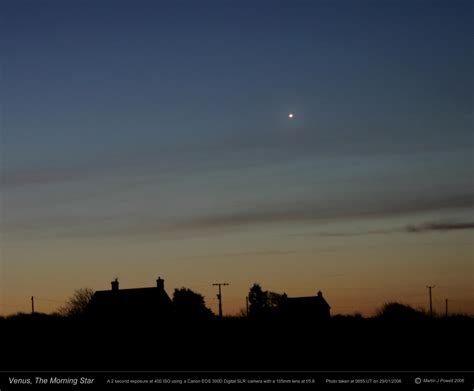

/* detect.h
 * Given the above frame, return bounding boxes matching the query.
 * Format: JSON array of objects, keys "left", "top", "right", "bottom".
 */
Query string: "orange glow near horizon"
[{"left": 2, "top": 219, "right": 473, "bottom": 317}]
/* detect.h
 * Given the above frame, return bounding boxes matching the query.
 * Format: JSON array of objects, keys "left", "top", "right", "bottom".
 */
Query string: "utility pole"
[
  {"left": 212, "top": 283, "right": 229, "bottom": 318},
  {"left": 445, "top": 298, "right": 448, "bottom": 317},
  {"left": 31, "top": 296, "right": 35, "bottom": 314},
  {"left": 426, "top": 285, "right": 435, "bottom": 317}
]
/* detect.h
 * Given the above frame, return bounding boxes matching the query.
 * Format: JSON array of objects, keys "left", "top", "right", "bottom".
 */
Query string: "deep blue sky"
[
  {"left": 4, "top": 0, "right": 472, "bottom": 169},
  {"left": 2, "top": 0, "right": 473, "bottom": 315}
]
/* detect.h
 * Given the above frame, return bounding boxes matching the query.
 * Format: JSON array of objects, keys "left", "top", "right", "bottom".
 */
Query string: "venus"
[{"left": 288, "top": 113, "right": 294, "bottom": 119}]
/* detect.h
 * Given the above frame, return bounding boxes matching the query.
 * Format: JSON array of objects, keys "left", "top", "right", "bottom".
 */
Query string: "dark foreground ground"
[{"left": 2, "top": 314, "right": 473, "bottom": 372}]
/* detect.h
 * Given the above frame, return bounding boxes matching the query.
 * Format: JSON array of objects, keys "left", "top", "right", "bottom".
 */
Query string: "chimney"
[
  {"left": 156, "top": 277, "right": 164, "bottom": 291},
  {"left": 111, "top": 278, "right": 119, "bottom": 291},
  {"left": 317, "top": 290, "right": 323, "bottom": 298}
]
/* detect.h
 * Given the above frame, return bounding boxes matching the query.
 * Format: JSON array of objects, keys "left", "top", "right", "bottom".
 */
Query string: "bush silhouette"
[
  {"left": 376, "top": 302, "right": 426, "bottom": 320},
  {"left": 59, "top": 287, "right": 95, "bottom": 317}
]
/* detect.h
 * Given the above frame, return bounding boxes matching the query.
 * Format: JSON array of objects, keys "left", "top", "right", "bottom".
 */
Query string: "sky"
[{"left": 1, "top": 0, "right": 473, "bottom": 316}]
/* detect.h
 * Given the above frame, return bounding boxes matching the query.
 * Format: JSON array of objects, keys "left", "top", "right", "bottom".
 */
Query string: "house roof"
[
  {"left": 87, "top": 286, "right": 173, "bottom": 315},
  {"left": 285, "top": 295, "right": 331, "bottom": 309}
]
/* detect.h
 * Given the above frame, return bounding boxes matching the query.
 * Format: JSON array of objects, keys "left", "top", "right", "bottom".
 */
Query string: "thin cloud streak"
[
  {"left": 1, "top": 167, "right": 91, "bottom": 188},
  {"left": 4, "top": 190, "right": 473, "bottom": 239},
  {"left": 175, "top": 194, "right": 474, "bottom": 231},
  {"left": 312, "top": 221, "right": 474, "bottom": 237},
  {"left": 404, "top": 221, "right": 474, "bottom": 233},
  {"left": 3, "top": 126, "right": 471, "bottom": 190}
]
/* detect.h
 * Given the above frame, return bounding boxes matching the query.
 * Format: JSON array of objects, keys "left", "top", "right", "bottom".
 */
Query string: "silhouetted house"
[
  {"left": 281, "top": 291, "right": 330, "bottom": 321},
  {"left": 87, "top": 277, "right": 173, "bottom": 320}
]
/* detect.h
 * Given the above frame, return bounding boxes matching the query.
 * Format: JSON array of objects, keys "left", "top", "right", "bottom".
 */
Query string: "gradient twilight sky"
[{"left": 1, "top": 0, "right": 473, "bottom": 316}]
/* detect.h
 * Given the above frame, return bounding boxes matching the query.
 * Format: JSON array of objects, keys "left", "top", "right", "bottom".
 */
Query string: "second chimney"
[
  {"left": 156, "top": 277, "right": 164, "bottom": 291},
  {"left": 111, "top": 278, "right": 119, "bottom": 291}
]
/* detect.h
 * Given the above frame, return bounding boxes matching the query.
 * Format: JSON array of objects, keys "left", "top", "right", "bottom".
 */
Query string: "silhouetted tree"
[
  {"left": 248, "top": 283, "right": 269, "bottom": 318},
  {"left": 173, "top": 288, "right": 213, "bottom": 319},
  {"left": 59, "top": 288, "right": 94, "bottom": 317},
  {"left": 248, "top": 283, "right": 286, "bottom": 318},
  {"left": 267, "top": 291, "right": 287, "bottom": 309}
]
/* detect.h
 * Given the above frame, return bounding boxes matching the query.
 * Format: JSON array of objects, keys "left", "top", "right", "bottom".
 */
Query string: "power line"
[
  {"left": 35, "top": 297, "right": 65, "bottom": 303},
  {"left": 0, "top": 303, "right": 28, "bottom": 308}
]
